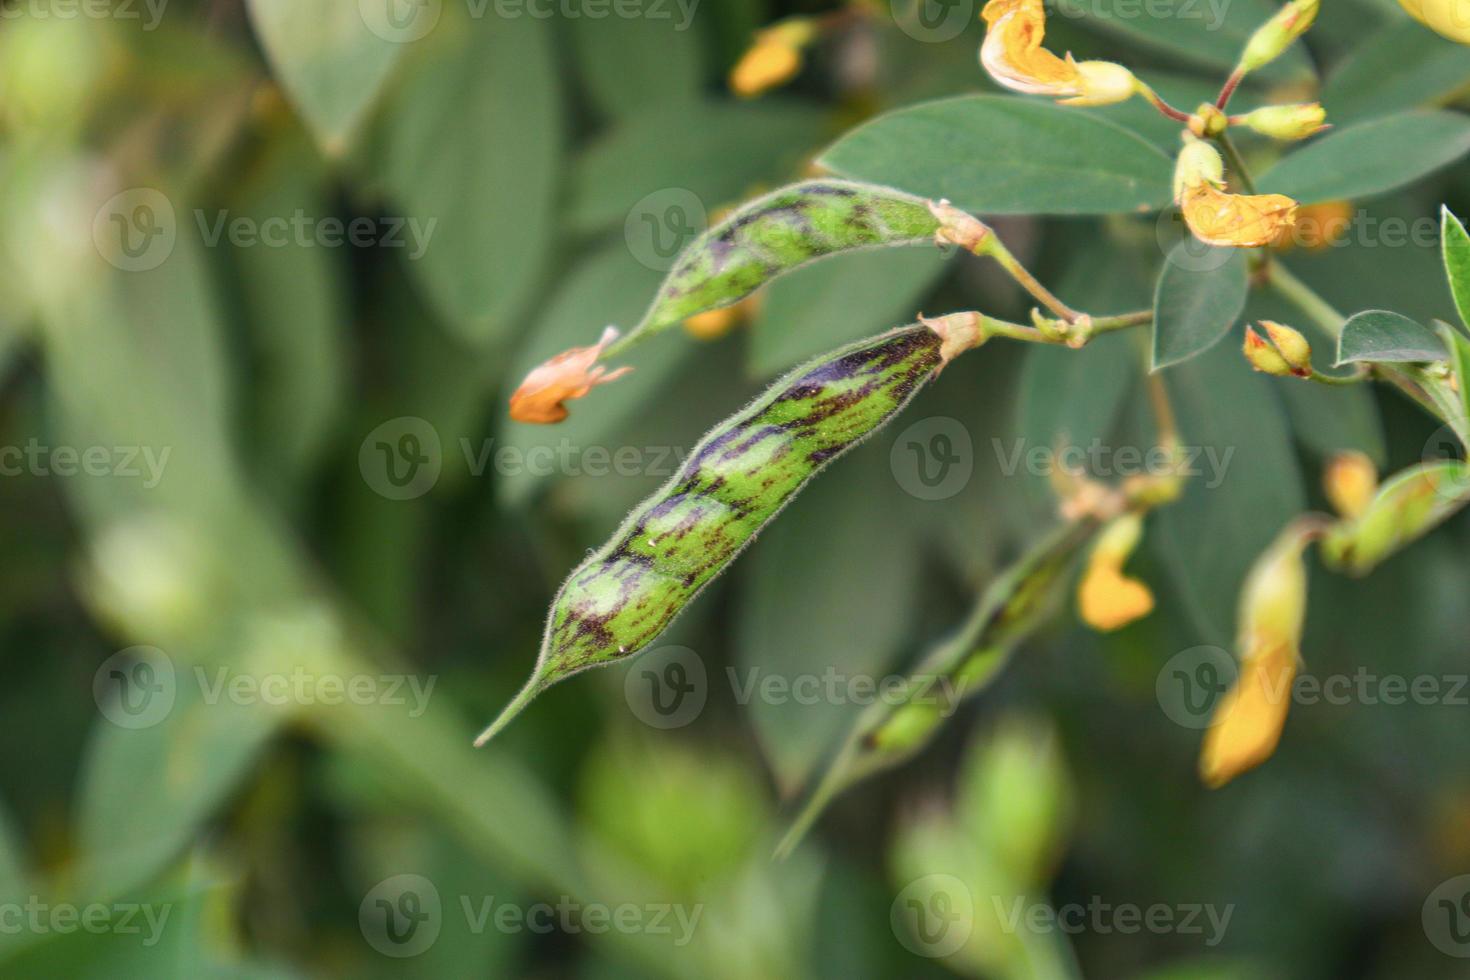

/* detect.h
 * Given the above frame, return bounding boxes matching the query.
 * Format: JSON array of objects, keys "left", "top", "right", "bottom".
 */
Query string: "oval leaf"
[
  {"left": 819, "top": 95, "right": 1173, "bottom": 216},
  {"left": 1336, "top": 310, "right": 1449, "bottom": 365},
  {"left": 1443, "top": 206, "right": 1470, "bottom": 331},
  {"left": 1151, "top": 244, "right": 1248, "bottom": 370},
  {"left": 1259, "top": 111, "right": 1470, "bottom": 204},
  {"left": 1323, "top": 20, "right": 1470, "bottom": 126},
  {"left": 479, "top": 324, "right": 949, "bottom": 741}
]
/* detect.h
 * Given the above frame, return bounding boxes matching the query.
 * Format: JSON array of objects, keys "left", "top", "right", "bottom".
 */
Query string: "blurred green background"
[{"left": 1, "top": 0, "right": 1470, "bottom": 976}]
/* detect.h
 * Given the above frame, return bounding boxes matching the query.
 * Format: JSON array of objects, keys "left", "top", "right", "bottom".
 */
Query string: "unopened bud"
[
  {"left": 1321, "top": 461, "right": 1470, "bottom": 575},
  {"left": 1238, "top": 0, "right": 1321, "bottom": 74},
  {"left": 1066, "top": 61, "right": 1139, "bottom": 107},
  {"left": 729, "top": 19, "right": 814, "bottom": 98},
  {"left": 1173, "top": 136, "right": 1225, "bottom": 201},
  {"left": 1323, "top": 451, "right": 1378, "bottom": 519},
  {"left": 1244, "top": 321, "right": 1312, "bottom": 377},
  {"left": 1240, "top": 102, "right": 1327, "bottom": 141}
]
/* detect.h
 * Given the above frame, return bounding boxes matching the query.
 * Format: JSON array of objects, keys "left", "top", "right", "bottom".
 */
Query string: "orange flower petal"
[
  {"left": 980, "top": 0, "right": 1081, "bottom": 96},
  {"left": 508, "top": 327, "right": 632, "bottom": 425},
  {"left": 1181, "top": 181, "right": 1299, "bottom": 249},
  {"left": 1199, "top": 643, "right": 1297, "bottom": 787},
  {"left": 1078, "top": 564, "right": 1155, "bottom": 632}
]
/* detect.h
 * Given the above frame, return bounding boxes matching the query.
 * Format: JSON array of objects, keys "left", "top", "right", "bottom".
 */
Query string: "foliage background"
[{"left": 1, "top": 0, "right": 1470, "bottom": 976}]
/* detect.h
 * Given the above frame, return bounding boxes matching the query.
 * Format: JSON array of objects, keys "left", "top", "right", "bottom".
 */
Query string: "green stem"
[
  {"left": 1266, "top": 261, "right": 1344, "bottom": 337},
  {"left": 982, "top": 236, "right": 1084, "bottom": 322},
  {"left": 1214, "top": 132, "right": 1258, "bottom": 194}
]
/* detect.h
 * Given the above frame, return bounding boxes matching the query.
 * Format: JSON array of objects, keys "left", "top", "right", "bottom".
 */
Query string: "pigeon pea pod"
[
  {"left": 775, "top": 518, "right": 1099, "bottom": 856},
  {"left": 1319, "top": 460, "right": 1470, "bottom": 575},
  {"left": 603, "top": 179, "right": 942, "bottom": 358},
  {"left": 479, "top": 323, "right": 964, "bottom": 743}
]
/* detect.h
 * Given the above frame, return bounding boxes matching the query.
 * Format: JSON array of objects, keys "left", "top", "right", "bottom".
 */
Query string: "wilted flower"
[
  {"left": 980, "top": 0, "right": 1138, "bottom": 106},
  {"left": 1179, "top": 180, "right": 1299, "bottom": 249},
  {"left": 509, "top": 326, "right": 632, "bottom": 424}
]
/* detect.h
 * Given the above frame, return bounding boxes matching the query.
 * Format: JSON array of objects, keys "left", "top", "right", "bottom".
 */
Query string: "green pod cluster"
[
  {"left": 478, "top": 324, "right": 949, "bottom": 744},
  {"left": 1320, "top": 460, "right": 1470, "bottom": 575},
  {"left": 606, "top": 180, "right": 941, "bottom": 357},
  {"left": 776, "top": 518, "right": 1099, "bottom": 856}
]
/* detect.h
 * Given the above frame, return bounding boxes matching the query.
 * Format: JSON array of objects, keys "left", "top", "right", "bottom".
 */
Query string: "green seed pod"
[
  {"left": 1319, "top": 460, "right": 1470, "bottom": 576},
  {"left": 479, "top": 323, "right": 958, "bottom": 744},
  {"left": 605, "top": 180, "right": 942, "bottom": 358},
  {"left": 775, "top": 519, "right": 1098, "bottom": 856}
]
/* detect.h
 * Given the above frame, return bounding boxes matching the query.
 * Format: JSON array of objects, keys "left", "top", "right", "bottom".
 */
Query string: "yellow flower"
[
  {"left": 1324, "top": 451, "right": 1379, "bottom": 519},
  {"left": 730, "top": 19, "right": 814, "bottom": 98},
  {"left": 1179, "top": 180, "right": 1299, "bottom": 249},
  {"left": 1199, "top": 525, "right": 1311, "bottom": 787},
  {"left": 1077, "top": 513, "right": 1154, "bottom": 632},
  {"left": 509, "top": 327, "right": 632, "bottom": 424},
  {"left": 1243, "top": 320, "right": 1312, "bottom": 377},
  {"left": 980, "top": 0, "right": 1138, "bottom": 106},
  {"left": 1199, "top": 642, "right": 1298, "bottom": 788},
  {"left": 1399, "top": 0, "right": 1470, "bottom": 44}
]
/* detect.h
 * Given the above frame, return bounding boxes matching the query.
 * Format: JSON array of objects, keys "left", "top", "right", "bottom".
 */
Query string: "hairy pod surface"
[
  {"left": 479, "top": 324, "right": 948, "bottom": 743},
  {"left": 609, "top": 180, "right": 941, "bottom": 356}
]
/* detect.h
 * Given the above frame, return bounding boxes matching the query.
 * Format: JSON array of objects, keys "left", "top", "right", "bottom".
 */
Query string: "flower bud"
[
  {"left": 1199, "top": 523, "right": 1313, "bottom": 788},
  {"left": 1320, "top": 461, "right": 1470, "bottom": 575},
  {"left": 1244, "top": 321, "right": 1312, "bottom": 377},
  {"left": 1172, "top": 136, "right": 1225, "bottom": 202},
  {"left": 1238, "top": 0, "right": 1321, "bottom": 74},
  {"left": 1187, "top": 103, "right": 1228, "bottom": 138},
  {"left": 1323, "top": 451, "right": 1378, "bottom": 519},
  {"left": 729, "top": 19, "right": 814, "bottom": 98},
  {"left": 1240, "top": 102, "right": 1327, "bottom": 141},
  {"left": 1077, "top": 512, "right": 1155, "bottom": 632}
]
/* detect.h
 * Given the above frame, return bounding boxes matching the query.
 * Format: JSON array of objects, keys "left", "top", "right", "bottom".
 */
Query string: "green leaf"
[
  {"left": 1323, "top": 19, "right": 1470, "bottom": 125},
  {"left": 1259, "top": 111, "right": 1470, "bottom": 204},
  {"left": 568, "top": 0, "right": 705, "bottom": 118},
  {"left": 1277, "top": 381, "right": 1387, "bottom": 464},
  {"left": 570, "top": 100, "right": 825, "bottom": 234},
  {"left": 748, "top": 245, "right": 951, "bottom": 376},
  {"left": 1151, "top": 245, "right": 1249, "bottom": 370},
  {"left": 610, "top": 180, "right": 943, "bottom": 357},
  {"left": 819, "top": 95, "right": 1173, "bottom": 215},
  {"left": 1439, "top": 319, "right": 1470, "bottom": 422},
  {"left": 1057, "top": 0, "right": 1314, "bottom": 83},
  {"left": 480, "top": 325, "right": 951, "bottom": 742},
  {"left": 1336, "top": 309, "right": 1449, "bottom": 364},
  {"left": 1321, "top": 461, "right": 1470, "bottom": 575},
  {"left": 1153, "top": 342, "right": 1305, "bottom": 642},
  {"left": 1443, "top": 206, "right": 1470, "bottom": 330},
  {"left": 372, "top": 17, "right": 560, "bottom": 343},
  {"left": 245, "top": 0, "right": 402, "bottom": 154}
]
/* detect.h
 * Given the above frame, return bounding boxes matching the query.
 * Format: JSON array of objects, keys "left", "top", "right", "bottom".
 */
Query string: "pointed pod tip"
[{"left": 472, "top": 674, "right": 548, "bottom": 747}]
